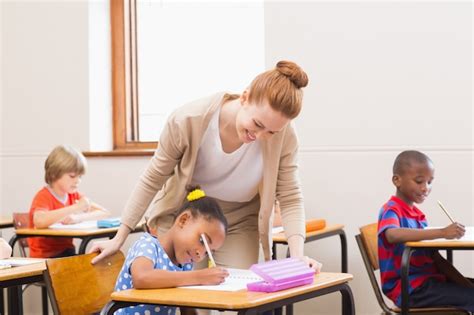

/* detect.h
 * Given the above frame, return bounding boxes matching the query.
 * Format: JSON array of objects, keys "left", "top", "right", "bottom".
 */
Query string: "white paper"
[
  {"left": 181, "top": 268, "right": 263, "bottom": 291},
  {"left": 272, "top": 226, "right": 284, "bottom": 234},
  {"left": 422, "top": 226, "right": 474, "bottom": 242},
  {"left": 0, "top": 258, "right": 45, "bottom": 267},
  {"left": 49, "top": 220, "right": 98, "bottom": 230}
]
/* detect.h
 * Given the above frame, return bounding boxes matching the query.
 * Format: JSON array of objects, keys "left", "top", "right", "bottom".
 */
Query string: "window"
[{"left": 111, "top": 0, "right": 264, "bottom": 151}]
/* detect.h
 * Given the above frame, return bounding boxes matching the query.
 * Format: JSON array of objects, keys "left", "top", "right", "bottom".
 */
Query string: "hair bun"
[{"left": 276, "top": 60, "right": 308, "bottom": 88}]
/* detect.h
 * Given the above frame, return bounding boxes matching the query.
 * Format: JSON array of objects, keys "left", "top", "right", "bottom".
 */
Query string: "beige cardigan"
[{"left": 121, "top": 92, "right": 306, "bottom": 260}]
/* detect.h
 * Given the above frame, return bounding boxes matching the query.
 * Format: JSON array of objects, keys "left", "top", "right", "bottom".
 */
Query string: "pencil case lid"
[{"left": 249, "top": 258, "right": 315, "bottom": 284}]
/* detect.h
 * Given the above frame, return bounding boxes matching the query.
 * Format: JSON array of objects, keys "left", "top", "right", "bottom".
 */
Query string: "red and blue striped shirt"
[{"left": 377, "top": 196, "right": 445, "bottom": 306}]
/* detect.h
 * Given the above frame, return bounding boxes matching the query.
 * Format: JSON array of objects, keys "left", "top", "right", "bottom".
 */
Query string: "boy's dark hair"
[
  {"left": 174, "top": 185, "right": 228, "bottom": 232},
  {"left": 393, "top": 150, "right": 433, "bottom": 175}
]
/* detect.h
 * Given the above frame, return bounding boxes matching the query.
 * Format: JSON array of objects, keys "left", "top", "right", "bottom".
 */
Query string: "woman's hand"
[
  {"left": 89, "top": 237, "right": 121, "bottom": 264},
  {"left": 301, "top": 256, "right": 323, "bottom": 273}
]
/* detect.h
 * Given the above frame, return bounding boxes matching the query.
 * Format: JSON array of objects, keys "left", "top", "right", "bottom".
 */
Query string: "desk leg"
[
  {"left": 7, "top": 286, "right": 23, "bottom": 315},
  {"left": 339, "top": 231, "right": 348, "bottom": 273},
  {"left": 101, "top": 301, "right": 135, "bottom": 315},
  {"left": 340, "top": 283, "right": 355, "bottom": 315},
  {"left": 401, "top": 246, "right": 413, "bottom": 315},
  {"left": 8, "top": 234, "right": 19, "bottom": 252},
  {"left": 447, "top": 249, "right": 453, "bottom": 263},
  {"left": 1, "top": 288, "right": 4, "bottom": 315},
  {"left": 272, "top": 243, "right": 277, "bottom": 260},
  {"left": 78, "top": 236, "right": 96, "bottom": 254}
]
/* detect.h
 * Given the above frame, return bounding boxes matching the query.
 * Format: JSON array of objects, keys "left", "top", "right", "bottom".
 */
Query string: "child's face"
[
  {"left": 52, "top": 172, "right": 82, "bottom": 195},
  {"left": 173, "top": 212, "right": 226, "bottom": 265},
  {"left": 393, "top": 161, "right": 434, "bottom": 206}
]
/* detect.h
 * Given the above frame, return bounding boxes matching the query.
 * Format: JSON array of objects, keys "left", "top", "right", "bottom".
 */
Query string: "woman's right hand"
[
  {"left": 442, "top": 222, "right": 465, "bottom": 239},
  {"left": 89, "top": 237, "right": 122, "bottom": 264},
  {"left": 196, "top": 267, "right": 229, "bottom": 285}
]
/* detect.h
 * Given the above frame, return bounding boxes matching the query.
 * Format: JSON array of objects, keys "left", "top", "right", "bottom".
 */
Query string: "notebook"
[
  {"left": 0, "top": 258, "right": 45, "bottom": 269},
  {"left": 181, "top": 268, "right": 263, "bottom": 291},
  {"left": 247, "top": 258, "right": 315, "bottom": 292}
]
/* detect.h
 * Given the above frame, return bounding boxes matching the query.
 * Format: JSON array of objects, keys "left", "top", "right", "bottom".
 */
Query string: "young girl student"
[
  {"left": 114, "top": 186, "right": 229, "bottom": 315},
  {"left": 28, "top": 145, "right": 109, "bottom": 258}
]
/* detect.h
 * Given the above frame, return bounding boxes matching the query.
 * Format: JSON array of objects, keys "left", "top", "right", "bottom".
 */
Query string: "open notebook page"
[
  {"left": 49, "top": 220, "right": 98, "bottom": 230},
  {"left": 0, "top": 258, "right": 45, "bottom": 268},
  {"left": 181, "top": 268, "right": 263, "bottom": 291}
]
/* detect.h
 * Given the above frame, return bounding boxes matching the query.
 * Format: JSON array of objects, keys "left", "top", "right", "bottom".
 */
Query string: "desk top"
[
  {"left": 13, "top": 221, "right": 144, "bottom": 237},
  {"left": 406, "top": 227, "right": 474, "bottom": 248},
  {"left": 0, "top": 259, "right": 45, "bottom": 282},
  {"left": 14, "top": 227, "right": 120, "bottom": 237},
  {"left": 0, "top": 215, "right": 13, "bottom": 229},
  {"left": 110, "top": 272, "right": 352, "bottom": 310},
  {"left": 406, "top": 240, "right": 474, "bottom": 248},
  {"left": 272, "top": 224, "right": 344, "bottom": 243}
]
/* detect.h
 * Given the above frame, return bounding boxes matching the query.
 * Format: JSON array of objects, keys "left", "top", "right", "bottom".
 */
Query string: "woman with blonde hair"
[{"left": 91, "top": 61, "right": 321, "bottom": 271}]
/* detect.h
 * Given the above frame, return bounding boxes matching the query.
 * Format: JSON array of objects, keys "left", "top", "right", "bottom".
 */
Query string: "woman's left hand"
[{"left": 301, "top": 256, "right": 323, "bottom": 273}]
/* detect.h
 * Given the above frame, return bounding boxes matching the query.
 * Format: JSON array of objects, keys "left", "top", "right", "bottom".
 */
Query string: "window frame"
[{"left": 111, "top": 0, "right": 156, "bottom": 152}]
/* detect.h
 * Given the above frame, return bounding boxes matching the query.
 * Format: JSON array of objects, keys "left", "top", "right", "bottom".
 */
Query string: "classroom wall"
[
  {"left": 1, "top": 1, "right": 472, "bottom": 315},
  {"left": 264, "top": 2, "right": 473, "bottom": 314}
]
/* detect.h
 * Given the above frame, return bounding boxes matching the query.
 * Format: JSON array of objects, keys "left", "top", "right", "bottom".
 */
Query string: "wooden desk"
[
  {"left": 272, "top": 224, "right": 347, "bottom": 273},
  {"left": 401, "top": 238, "right": 474, "bottom": 315},
  {"left": 0, "top": 259, "right": 46, "bottom": 315},
  {"left": 101, "top": 272, "right": 355, "bottom": 315},
  {"left": 9, "top": 223, "right": 144, "bottom": 254}
]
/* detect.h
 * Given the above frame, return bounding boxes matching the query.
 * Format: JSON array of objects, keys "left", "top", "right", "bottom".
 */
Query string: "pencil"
[
  {"left": 200, "top": 233, "right": 216, "bottom": 267},
  {"left": 437, "top": 200, "right": 456, "bottom": 223}
]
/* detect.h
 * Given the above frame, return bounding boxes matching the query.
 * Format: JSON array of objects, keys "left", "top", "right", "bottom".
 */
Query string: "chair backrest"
[
  {"left": 43, "top": 251, "right": 125, "bottom": 315},
  {"left": 12, "top": 212, "right": 30, "bottom": 256},
  {"left": 359, "top": 223, "right": 379, "bottom": 270},
  {"left": 355, "top": 223, "right": 394, "bottom": 313}
]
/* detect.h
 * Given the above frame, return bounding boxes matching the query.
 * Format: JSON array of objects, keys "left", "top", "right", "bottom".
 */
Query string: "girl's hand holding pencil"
[{"left": 195, "top": 267, "right": 229, "bottom": 285}]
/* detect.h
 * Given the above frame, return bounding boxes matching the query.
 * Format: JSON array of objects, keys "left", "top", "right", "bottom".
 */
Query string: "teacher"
[{"left": 91, "top": 60, "right": 320, "bottom": 270}]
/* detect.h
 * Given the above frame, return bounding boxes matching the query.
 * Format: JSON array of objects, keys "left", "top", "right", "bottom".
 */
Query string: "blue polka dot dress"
[{"left": 113, "top": 232, "right": 193, "bottom": 315}]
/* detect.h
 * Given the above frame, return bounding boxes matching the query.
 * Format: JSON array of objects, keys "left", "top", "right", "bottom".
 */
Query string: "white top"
[{"left": 191, "top": 107, "right": 263, "bottom": 202}]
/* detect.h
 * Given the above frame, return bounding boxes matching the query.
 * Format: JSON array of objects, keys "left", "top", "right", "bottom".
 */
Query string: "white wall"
[
  {"left": 1, "top": 1, "right": 472, "bottom": 315},
  {"left": 265, "top": 2, "right": 472, "bottom": 314}
]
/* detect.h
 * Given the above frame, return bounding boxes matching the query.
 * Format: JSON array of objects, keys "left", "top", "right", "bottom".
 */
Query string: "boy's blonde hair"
[{"left": 44, "top": 145, "right": 87, "bottom": 185}]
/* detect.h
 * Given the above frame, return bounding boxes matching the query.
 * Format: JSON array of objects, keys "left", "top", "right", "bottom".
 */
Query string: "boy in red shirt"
[
  {"left": 28, "top": 145, "right": 109, "bottom": 258},
  {"left": 378, "top": 150, "right": 473, "bottom": 311}
]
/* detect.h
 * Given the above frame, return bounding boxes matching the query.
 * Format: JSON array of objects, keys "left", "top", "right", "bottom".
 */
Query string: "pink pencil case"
[{"left": 247, "top": 258, "right": 315, "bottom": 292}]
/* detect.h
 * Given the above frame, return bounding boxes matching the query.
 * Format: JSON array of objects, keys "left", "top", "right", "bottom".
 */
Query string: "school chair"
[
  {"left": 12, "top": 212, "right": 49, "bottom": 315},
  {"left": 355, "top": 223, "right": 469, "bottom": 315},
  {"left": 43, "top": 251, "right": 124, "bottom": 315}
]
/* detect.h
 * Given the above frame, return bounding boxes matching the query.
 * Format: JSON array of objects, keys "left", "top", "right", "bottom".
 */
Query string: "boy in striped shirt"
[{"left": 378, "top": 150, "right": 474, "bottom": 311}]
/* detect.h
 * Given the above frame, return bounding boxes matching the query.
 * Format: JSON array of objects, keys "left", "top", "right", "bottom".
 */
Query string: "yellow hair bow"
[{"left": 187, "top": 189, "right": 206, "bottom": 201}]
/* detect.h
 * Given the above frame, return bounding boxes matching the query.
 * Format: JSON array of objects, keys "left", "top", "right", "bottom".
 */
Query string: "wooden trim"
[
  {"left": 83, "top": 149, "right": 154, "bottom": 157},
  {"left": 111, "top": 0, "right": 126, "bottom": 148},
  {"left": 110, "top": 0, "right": 157, "bottom": 151}
]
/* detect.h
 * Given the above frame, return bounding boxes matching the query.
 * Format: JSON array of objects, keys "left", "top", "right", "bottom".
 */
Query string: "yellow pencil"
[
  {"left": 200, "top": 233, "right": 216, "bottom": 267},
  {"left": 437, "top": 200, "right": 456, "bottom": 224}
]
